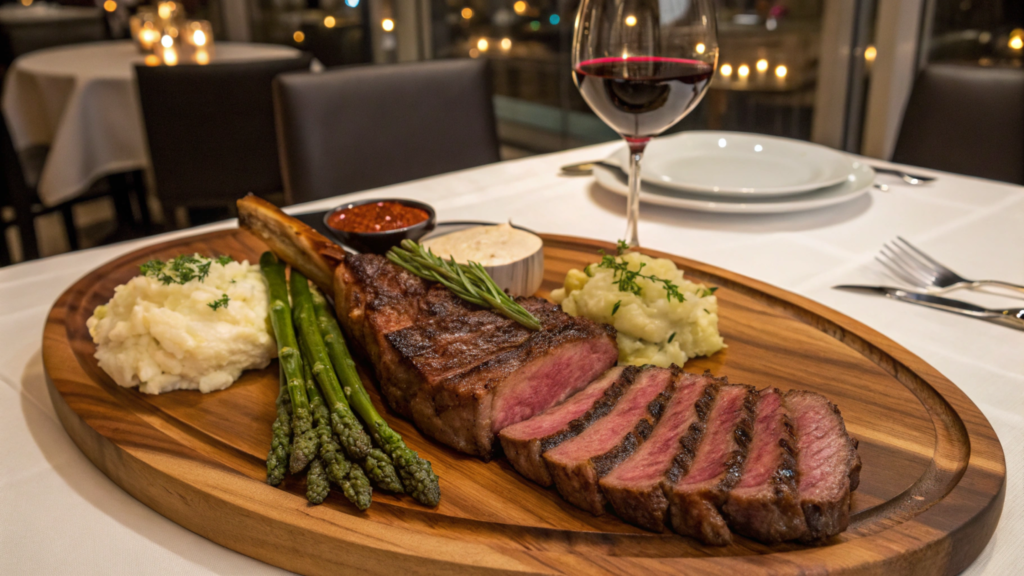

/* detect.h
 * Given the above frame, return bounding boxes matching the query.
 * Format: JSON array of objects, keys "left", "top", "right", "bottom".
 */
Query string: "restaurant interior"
[{"left": 1, "top": 0, "right": 1023, "bottom": 574}]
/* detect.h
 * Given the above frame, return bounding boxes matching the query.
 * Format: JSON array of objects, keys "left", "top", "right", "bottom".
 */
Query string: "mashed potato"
[
  {"left": 87, "top": 255, "right": 276, "bottom": 394},
  {"left": 551, "top": 251, "right": 724, "bottom": 367}
]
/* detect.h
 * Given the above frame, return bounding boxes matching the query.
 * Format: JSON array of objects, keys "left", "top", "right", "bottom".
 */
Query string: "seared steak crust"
[
  {"left": 665, "top": 384, "right": 757, "bottom": 545},
  {"left": 544, "top": 366, "right": 675, "bottom": 515},
  {"left": 334, "top": 253, "right": 618, "bottom": 457},
  {"left": 722, "top": 388, "right": 806, "bottom": 544},
  {"left": 599, "top": 370, "right": 710, "bottom": 531},
  {"left": 499, "top": 367, "right": 629, "bottom": 486},
  {"left": 785, "top": 390, "right": 862, "bottom": 542}
]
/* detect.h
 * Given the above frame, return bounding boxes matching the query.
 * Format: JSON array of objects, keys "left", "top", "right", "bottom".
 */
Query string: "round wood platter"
[{"left": 43, "top": 229, "right": 1005, "bottom": 575}]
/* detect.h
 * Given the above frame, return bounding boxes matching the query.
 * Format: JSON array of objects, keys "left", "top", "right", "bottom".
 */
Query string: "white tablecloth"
[
  {"left": 0, "top": 143, "right": 1021, "bottom": 574},
  {"left": 1, "top": 40, "right": 302, "bottom": 206}
]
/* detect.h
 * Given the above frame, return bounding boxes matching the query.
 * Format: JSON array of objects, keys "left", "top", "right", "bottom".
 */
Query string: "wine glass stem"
[{"left": 625, "top": 149, "right": 644, "bottom": 248}]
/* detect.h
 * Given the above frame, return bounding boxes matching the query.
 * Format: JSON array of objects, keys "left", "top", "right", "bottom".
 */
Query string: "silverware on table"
[
  {"left": 833, "top": 285, "right": 1024, "bottom": 331},
  {"left": 876, "top": 236, "right": 1024, "bottom": 297},
  {"left": 865, "top": 165, "right": 936, "bottom": 185}
]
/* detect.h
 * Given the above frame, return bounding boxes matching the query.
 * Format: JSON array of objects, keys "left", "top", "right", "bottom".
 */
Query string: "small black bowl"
[{"left": 323, "top": 198, "right": 437, "bottom": 254}]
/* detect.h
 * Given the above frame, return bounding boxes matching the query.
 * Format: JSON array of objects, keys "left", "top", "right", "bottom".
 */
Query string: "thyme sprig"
[
  {"left": 597, "top": 242, "right": 685, "bottom": 303},
  {"left": 386, "top": 240, "right": 542, "bottom": 331}
]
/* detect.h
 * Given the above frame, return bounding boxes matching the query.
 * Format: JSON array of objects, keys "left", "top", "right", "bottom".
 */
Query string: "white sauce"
[{"left": 423, "top": 223, "right": 542, "bottom": 266}]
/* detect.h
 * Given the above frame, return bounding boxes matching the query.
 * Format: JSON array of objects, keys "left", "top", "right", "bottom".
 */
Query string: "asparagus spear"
[
  {"left": 291, "top": 269, "right": 404, "bottom": 493},
  {"left": 260, "top": 252, "right": 318, "bottom": 474},
  {"left": 309, "top": 284, "right": 441, "bottom": 507},
  {"left": 306, "top": 459, "right": 330, "bottom": 504},
  {"left": 304, "top": 357, "right": 373, "bottom": 510},
  {"left": 265, "top": 364, "right": 292, "bottom": 486}
]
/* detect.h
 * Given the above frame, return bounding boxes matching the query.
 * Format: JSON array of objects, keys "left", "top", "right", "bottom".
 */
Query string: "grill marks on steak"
[
  {"left": 598, "top": 371, "right": 713, "bottom": 531},
  {"left": 665, "top": 384, "right": 757, "bottom": 545},
  {"left": 721, "top": 388, "right": 806, "bottom": 544},
  {"left": 499, "top": 366, "right": 628, "bottom": 486},
  {"left": 785, "top": 390, "right": 862, "bottom": 542},
  {"left": 543, "top": 366, "right": 675, "bottom": 514},
  {"left": 333, "top": 253, "right": 618, "bottom": 457}
]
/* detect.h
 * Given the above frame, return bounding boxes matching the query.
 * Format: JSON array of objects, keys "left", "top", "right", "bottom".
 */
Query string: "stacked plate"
[{"left": 595, "top": 131, "right": 875, "bottom": 214}]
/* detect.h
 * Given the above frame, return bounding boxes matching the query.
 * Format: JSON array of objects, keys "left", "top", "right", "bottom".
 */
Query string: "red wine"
[{"left": 574, "top": 57, "right": 713, "bottom": 140}]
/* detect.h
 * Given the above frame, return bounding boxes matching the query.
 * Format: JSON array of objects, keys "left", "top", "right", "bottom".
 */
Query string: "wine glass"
[{"left": 573, "top": 0, "right": 718, "bottom": 247}]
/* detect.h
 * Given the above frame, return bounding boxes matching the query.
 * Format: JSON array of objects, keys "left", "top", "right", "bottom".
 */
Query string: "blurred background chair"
[
  {"left": 0, "top": 7, "right": 108, "bottom": 77},
  {"left": 273, "top": 59, "right": 499, "bottom": 204},
  {"left": 135, "top": 54, "right": 313, "bottom": 228},
  {"left": 893, "top": 63, "right": 1024, "bottom": 185}
]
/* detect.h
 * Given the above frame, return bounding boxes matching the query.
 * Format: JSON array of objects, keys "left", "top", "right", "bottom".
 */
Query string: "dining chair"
[
  {"left": 135, "top": 54, "right": 314, "bottom": 228},
  {"left": 0, "top": 14, "right": 108, "bottom": 74},
  {"left": 273, "top": 59, "right": 500, "bottom": 204},
  {"left": 893, "top": 63, "right": 1024, "bottom": 185}
]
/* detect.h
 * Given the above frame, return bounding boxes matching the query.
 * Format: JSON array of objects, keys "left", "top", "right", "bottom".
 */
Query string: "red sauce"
[{"left": 327, "top": 201, "right": 429, "bottom": 233}]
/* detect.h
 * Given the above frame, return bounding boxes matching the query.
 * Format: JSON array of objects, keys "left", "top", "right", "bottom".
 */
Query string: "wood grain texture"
[{"left": 43, "top": 229, "right": 1005, "bottom": 575}]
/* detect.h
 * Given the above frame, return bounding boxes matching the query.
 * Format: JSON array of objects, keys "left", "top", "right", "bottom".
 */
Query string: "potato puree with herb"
[
  {"left": 86, "top": 255, "right": 276, "bottom": 394},
  {"left": 550, "top": 251, "right": 724, "bottom": 367}
]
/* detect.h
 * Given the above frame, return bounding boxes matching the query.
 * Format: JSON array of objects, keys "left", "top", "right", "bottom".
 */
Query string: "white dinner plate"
[
  {"left": 593, "top": 160, "right": 875, "bottom": 214},
  {"left": 607, "top": 131, "right": 856, "bottom": 197}
]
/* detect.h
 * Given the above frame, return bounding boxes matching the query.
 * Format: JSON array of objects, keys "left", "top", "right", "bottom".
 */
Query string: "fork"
[{"left": 876, "top": 237, "right": 1024, "bottom": 296}]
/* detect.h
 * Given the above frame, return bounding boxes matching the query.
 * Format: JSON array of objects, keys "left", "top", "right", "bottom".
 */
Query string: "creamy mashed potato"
[
  {"left": 551, "top": 252, "right": 724, "bottom": 367},
  {"left": 87, "top": 256, "right": 276, "bottom": 394}
]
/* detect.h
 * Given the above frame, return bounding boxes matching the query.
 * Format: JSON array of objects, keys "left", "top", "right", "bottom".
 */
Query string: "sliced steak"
[
  {"left": 721, "top": 387, "right": 806, "bottom": 543},
  {"left": 599, "top": 371, "right": 714, "bottom": 531},
  {"left": 543, "top": 366, "right": 675, "bottom": 515},
  {"left": 665, "top": 384, "right": 756, "bottom": 545},
  {"left": 334, "top": 254, "right": 618, "bottom": 458},
  {"left": 784, "top": 390, "right": 861, "bottom": 542},
  {"left": 499, "top": 366, "right": 628, "bottom": 486}
]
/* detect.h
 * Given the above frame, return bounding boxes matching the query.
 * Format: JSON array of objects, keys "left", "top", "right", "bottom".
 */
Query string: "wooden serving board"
[{"left": 43, "top": 229, "right": 1005, "bottom": 575}]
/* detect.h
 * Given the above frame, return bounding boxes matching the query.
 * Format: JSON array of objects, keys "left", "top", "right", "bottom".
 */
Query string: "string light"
[
  {"left": 513, "top": 1, "right": 527, "bottom": 15},
  {"left": 529, "top": 20, "right": 540, "bottom": 31},
  {"left": 737, "top": 64, "right": 750, "bottom": 78},
  {"left": 501, "top": 37, "right": 512, "bottom": 50},
  {"left": 382, "top": 18, "right": 394, "bottom": 31},
  {"left": 720, "top": 63, "right": 732, "bottom": 76},
  {"left": 1010, "top": 32, "right": 1023, "bottom": 50},
  {"left": 461, "top": 8, "right": 473, "bottom": 19},
  {"left": 293, "top": 31, "right": 305, "bottom": 43},
  {"left": 756, "top": 58, "right": 768, "bottom": 72},
  {"left": 775, "top": 64, "right": 788, "bottom": 78},
  {"left": 695, "top": 43, "right": 705, "bottom": 54},
  {"left": 477, "top": 38, "right": 489, "bottom": 52},
  {"left": 324, "top": 16, "right": 336, "bottom": 28},
  {"left": 20, "top": 0, "right": 33, "bottom": 6},
  {"left": 624, "top": 15, "right": 637, "bottom": 26},
  {"left": 864, "top": 45, "right": 877, "bottom": 62},
  {"left": 549, "top": 14, "right": 560, "bottom": 25},
  {"left": 103, "top": 0, "right": 116, "bottom": 12}
]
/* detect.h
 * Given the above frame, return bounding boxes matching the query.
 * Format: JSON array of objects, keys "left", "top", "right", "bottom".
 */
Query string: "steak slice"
[
  {"left": 721, "top": 387, "right": 806, "bottom": 543},
  {"left": 543, "top": 366, "right": 675, "bottom": 515},
  {"left": 784, "top": 390, "right": 861, "bottom": 542},
  {"left": 599, "top": 371, "right": 713, "bottom": 531},
  {"left": 334, "top": 253, "right": 618, "bottom": 458},
  {"left": 499, "top": 366, "right": 628, "bottom": 486},
  {"left": 665, "top": 384, "right": 756, "bottom": 545}
]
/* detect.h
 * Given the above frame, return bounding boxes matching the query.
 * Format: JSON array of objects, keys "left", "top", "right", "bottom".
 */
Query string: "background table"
[
  {"left": 1, "top": 40, "right": 303, "bottom": 206},
  {"left": 0, "top": 142, "right": 1020, "bottom": 574}
]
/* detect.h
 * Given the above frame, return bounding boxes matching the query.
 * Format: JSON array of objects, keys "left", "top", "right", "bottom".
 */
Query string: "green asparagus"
[
  {"left": 304, "top": 357, "right": 373, "bottom": 510},
  {"left": 259, "top": 252, "right": 318, "bottom": 474},
  {"left": 290, "top": 269, "right": 404, "bottom": 493},
  {"left": 309, "top": 285, "right": 441, "bottom": 507},
  {"left": 305, "top": 459, "right": 330, "bottom": 504},
  {"left": 265, "top": 364, "right": 292, "bottom": 486}
]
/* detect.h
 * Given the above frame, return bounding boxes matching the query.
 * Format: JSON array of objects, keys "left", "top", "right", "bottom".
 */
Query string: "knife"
[{"left": 833, "top": 285, "right": 1024, "bottom": 331}]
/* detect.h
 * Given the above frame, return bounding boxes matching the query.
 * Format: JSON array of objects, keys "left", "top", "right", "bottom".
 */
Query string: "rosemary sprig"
[{"left": 386, "top": 240, "right": 542, "bottom": 330}]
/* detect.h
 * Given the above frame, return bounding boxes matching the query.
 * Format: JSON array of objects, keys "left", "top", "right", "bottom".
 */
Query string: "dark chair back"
[
  {"left": 893, "top": 64, "right": 1024, "bottom": 185},
  {"left": 273, "top": 59, "right": 500, "bottom": 203},
  {"left": 135, "top": 54, "right": 313, "bottom": 219}
]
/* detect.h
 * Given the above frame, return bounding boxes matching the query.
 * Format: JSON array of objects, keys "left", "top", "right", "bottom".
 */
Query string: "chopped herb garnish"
[
  {"left": 597, "top": 242, "right": 685, "bottom": 303},
  {"left": 616, "top": 239, "right": 631, "bottom": 255},
  {"left": 139, "top": 254, "right": 228, "bottom": 285},
  {"left": 611, "top": 300, "right": 622, "bottom": 315},
  {"left": 700, "top": 286, "right": 719, "bottom": 298},
  {"left": 704, "top": 308, "right": 710, "bottom": 314},
  {"left": 216, "top": 255, "right": 233, "bottom": 266},
  {"left": 208, "top": 294, "right": 230, "bottom": 311},
  {"left": 668, "top": 332, "right": 676, "bottom": 343}
]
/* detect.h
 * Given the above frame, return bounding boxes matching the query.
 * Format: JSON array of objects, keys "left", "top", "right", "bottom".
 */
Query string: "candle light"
[{"left": 181, "top": 20, "right": 215, "bottom": 63}]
